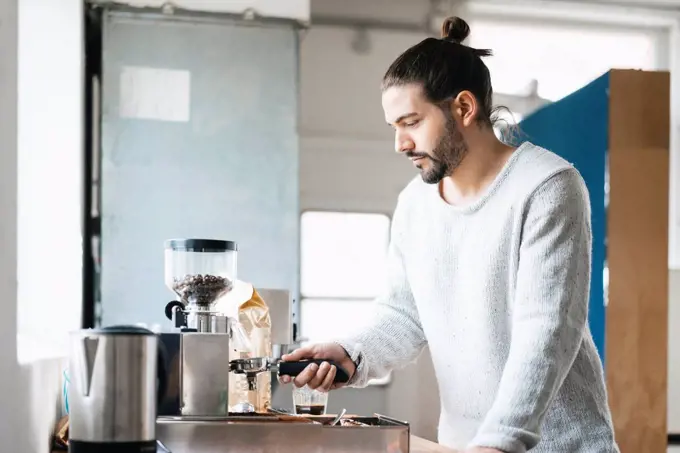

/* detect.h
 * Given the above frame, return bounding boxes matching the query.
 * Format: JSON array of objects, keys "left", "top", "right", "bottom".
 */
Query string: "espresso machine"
[
  {"left": 158, "top": 238, "right": 350, "bottom": 418},
  {"left": 154, "top": 238, "right": 410, "bottom": 453}
]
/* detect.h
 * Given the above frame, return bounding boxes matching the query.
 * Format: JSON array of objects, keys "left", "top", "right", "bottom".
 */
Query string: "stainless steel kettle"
[{"left": 68, "top": 325, "right": 167, "bottom": 453}]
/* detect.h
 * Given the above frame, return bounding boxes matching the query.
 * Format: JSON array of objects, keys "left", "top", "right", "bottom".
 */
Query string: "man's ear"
[{"left": 453, "top": 90, "right": 479, "bottom": 127}]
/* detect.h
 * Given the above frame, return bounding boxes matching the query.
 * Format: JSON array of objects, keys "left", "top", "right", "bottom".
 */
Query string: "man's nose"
[{"left": 395, "top": 132, "right": 415, "bottom": 154}]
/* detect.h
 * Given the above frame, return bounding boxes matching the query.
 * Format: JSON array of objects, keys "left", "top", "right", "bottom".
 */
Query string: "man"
[{"left": 280, "top": 16, "right": 619, "bottom": 453}]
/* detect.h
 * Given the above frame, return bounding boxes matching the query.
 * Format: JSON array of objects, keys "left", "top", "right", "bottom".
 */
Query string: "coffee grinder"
[{"left": 159, "top": 238, "right": 237, "bottom": 417}]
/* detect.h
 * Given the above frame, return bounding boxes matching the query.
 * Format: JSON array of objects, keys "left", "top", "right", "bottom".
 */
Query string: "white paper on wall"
[{"left": 119, "top": 66, "right": 191, "bottom": 122}]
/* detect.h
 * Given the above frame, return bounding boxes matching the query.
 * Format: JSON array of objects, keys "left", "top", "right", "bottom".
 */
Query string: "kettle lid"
[{"left": 90, "top": 325, "right": 156, "bottom": 336}]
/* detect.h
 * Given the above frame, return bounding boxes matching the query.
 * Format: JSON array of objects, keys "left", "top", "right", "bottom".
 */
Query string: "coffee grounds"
[{"left": 172, "top": 274, "right": 232, "bottom": 306}]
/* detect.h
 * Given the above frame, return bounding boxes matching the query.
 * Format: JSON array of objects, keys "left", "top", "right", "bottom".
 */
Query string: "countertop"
[
  {"left": 54, "top": 436, "right": 455, "bottom": 453},
  {"left": 411, "top": 435, "right": 458, "bottom": 452}
]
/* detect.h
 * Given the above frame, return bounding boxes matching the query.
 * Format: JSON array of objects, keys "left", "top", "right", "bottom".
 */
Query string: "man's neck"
[{"left": 439, "top": 134, "right": 516, "bottom": 207}]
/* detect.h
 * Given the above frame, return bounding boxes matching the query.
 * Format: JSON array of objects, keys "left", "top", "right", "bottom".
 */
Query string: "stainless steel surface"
[
  {"left": 156, "top": 414, "right": 410, "bottom": 453},
  {"left": 271, "top": 343, "right": 284, "bottom": 360},
  {"left": 257, "top": 288, "right": 293, "bottom": 345},
  {"left": 186, "top": 310, "right": 214, "bottom": 332},
  {"left": 230, "top": 357, "right": 271, "bottom": 391},
  {"left": 69, "top": 329, "right": 157, "bottom": 442},
  {"left": 271, "top": 343, "right": 291, "bottom": 360},
  {"left": 186, "top": 310, "right": 229, "bottom": 333},
  {"left": 229, "top": 356, "right": 288, "bottom": 375},
  {"left": 211, "top": 313, "right": 229, "bottom": 333},
  {"left": 181, "top": 332, "right": 231, "bottom": 416},
  {"left": 230, "top": 357, "right": 271, "bottom": 374},
  {"left": 157, "top": 440, "right": 172, "bottom": 453},
  {"left": 158, "top": 332, "right": 182, "bottom": 416},
  {"left": 231, "top": 402, "right": 256, "bottom": 413}
]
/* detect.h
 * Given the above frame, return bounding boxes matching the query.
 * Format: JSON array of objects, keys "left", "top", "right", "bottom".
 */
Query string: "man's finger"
[
  {"left": 307, "top": 361, "right": 331, "bottom": 390},
  {"left": 293, "top": 363, "right": 319, "bottom": 388},
  {"left": 320, "top": 365, "right": 336, "bottom": 392}
]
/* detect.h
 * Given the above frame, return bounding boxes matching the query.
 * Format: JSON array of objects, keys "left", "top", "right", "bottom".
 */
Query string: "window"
[
  {"left": 17, "top": 0, "right": 83, "bottom": 363},
  {"left": 300, "top": 211, "right": 391, "bottom": 385},
  {"left": 468, "top": 19, "right": 663, "bottom": 103}
]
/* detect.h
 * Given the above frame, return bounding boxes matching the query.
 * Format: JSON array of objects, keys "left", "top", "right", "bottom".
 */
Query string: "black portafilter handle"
[{"left": 277, "top": 359, "right": 350, "bottom": 384}]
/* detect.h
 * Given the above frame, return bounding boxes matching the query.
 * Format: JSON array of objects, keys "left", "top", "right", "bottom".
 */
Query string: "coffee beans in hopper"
[{"left": 172, "top": 274, "right": 232, "bottom": 306}]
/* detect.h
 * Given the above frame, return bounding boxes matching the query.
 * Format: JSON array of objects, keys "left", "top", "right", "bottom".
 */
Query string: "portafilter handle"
[{"left": 275, "top": 359, "right": 350, "bottom": 384}]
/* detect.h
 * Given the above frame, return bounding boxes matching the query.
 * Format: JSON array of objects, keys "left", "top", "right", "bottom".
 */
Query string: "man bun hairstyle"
[
  {"left": 441, "top": 16, "right": 469, "bottom": 44},
  {"left": 382, "top": 16, "right": 495, "bottom": 125},
  {"left": 440, "top": 16, "right": 492, "bottom": 58}
]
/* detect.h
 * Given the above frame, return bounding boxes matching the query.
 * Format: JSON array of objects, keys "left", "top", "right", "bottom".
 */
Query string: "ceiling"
[{"left": 311, "top": 0, "right": 680, "bottom": 23}]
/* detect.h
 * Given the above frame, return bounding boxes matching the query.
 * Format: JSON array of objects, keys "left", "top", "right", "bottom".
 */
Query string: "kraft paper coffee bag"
[{"left": 214, "top": 280, "right": 272, "bottom": 412}]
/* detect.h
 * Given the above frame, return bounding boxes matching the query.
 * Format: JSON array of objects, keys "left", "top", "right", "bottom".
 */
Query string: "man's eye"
[{"left": 405, "top": 120, "right": 419, "bottom": 127}]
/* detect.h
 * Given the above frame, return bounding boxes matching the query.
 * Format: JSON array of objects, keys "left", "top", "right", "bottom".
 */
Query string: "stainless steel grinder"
[{"left": 158, "top": 238, "right": 237, "bottom": 417}]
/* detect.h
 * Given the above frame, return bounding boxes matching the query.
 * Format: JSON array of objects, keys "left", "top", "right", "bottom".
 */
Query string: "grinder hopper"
[{"left": 164, "top": 239, "right": 237, "bottom": 331}]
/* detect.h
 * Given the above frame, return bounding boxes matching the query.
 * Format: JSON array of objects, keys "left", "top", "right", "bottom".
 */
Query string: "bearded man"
[{"left": 280, "top": 15, "right": 620, "bottom": 453}]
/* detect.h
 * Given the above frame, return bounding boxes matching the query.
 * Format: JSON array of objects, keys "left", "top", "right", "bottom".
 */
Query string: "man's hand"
[{"left": 278, "top": 342, "right": 356, "bottom": 392}]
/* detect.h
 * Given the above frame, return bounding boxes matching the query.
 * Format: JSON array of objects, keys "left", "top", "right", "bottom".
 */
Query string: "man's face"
[{"left": 382, "top": 84, "right": 468, "bottom": 184}]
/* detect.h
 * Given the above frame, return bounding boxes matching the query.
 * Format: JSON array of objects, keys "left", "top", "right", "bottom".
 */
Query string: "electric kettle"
[{"left": 68, "top": 325, "right": 167, "bottom": 453}]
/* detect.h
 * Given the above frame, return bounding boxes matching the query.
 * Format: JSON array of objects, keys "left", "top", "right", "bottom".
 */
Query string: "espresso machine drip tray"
[{"left": 156, "top": 412, "right": 410, "bottom": 453}]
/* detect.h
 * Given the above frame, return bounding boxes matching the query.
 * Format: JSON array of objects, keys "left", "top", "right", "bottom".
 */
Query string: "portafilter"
[{"left": 230, "top": 357, "right": 350, "bottom": 391}]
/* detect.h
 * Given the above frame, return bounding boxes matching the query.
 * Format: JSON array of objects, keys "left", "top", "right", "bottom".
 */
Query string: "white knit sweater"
[{"left": 336, "top": 142, "right": 619, "bottom": 452}]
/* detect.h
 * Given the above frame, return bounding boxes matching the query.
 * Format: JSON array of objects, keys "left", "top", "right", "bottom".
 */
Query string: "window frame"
[{"left": 298, "top": 209, "right": 393, "bottom": 386}]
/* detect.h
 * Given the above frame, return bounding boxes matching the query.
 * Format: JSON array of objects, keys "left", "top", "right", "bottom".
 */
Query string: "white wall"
[
  {"left": 0, "top": 0, "right": 25, "bottom": 449},
  {"left": 0, "top": 0, "right": 84, "bottom": 450},
  {"left": 670, "top": 271, "right": 680, "bottom": 433}
]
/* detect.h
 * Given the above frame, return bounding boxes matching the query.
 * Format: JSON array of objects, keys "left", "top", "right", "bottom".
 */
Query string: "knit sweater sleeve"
[
  {"left": 334, "top": 194, "right": 427, "bottom": 387},
  {"left": 468, "top": 168, "right": 592, "bottom": 452}
]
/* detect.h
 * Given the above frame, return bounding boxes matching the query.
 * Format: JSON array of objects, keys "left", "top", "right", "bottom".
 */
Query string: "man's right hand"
[{"left": 279, "top": 342, "right": 356, "bottom": 392}]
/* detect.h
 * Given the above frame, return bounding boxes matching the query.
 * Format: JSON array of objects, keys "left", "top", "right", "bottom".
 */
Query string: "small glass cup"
[{"left": 292, "top": 385, "right": 328, "bottom": 416}]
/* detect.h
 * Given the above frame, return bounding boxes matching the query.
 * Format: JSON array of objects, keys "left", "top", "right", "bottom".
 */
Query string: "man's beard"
[{"left": 408, "top": 113, "right": 468, "bottom": 185}]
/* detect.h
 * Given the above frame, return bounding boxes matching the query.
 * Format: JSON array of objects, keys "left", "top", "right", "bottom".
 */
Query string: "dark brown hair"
[{"left": 382, "top": 16, "right": 495, "bottom": 126}]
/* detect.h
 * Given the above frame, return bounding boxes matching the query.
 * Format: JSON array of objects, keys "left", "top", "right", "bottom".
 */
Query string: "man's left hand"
[{"left": 464, "top": 448, "right": 505, "bottom": 453}]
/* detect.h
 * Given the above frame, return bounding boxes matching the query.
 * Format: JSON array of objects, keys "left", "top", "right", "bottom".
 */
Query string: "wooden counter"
[{"left": 411, "top": 435, "right": 458, "bottom": 452}]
